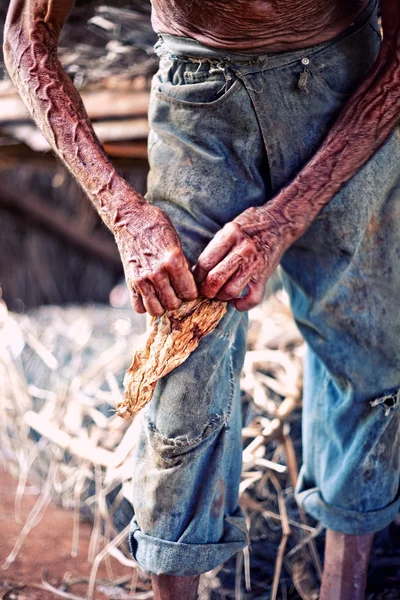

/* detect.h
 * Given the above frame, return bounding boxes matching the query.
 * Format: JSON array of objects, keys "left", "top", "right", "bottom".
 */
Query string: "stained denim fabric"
[{"left": 130, "top": 0, "right": 400, "bottom": 575}]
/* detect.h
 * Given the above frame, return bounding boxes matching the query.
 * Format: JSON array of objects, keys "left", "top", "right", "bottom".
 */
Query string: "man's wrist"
[
  {"left": 267, "top": 190, "right": 307, "bottom": 246},
  {"left": 234, "top": 196, "right": 300, "bottom": 253},
  {"left": 93, "top": 173, "right": 148, "bottom": 235}
]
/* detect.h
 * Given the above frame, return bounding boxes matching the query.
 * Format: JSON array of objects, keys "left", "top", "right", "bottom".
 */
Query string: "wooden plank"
[
  {"left": 0, "top": 89, "right": 150, "bottom": 123},
  {"left": 93, "top": 118, "right": 149, "bottom": 141},
  {"left": 103, "top": 141, "right": 148, "bottom": 159},
  {"left": 1, "top": 118, "right": 149, "bottom": 152},
  {"left": 0, "top": 182, "right": 122, "bottom": 267}
]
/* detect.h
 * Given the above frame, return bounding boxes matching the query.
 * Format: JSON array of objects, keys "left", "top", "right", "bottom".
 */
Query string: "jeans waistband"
[{"left": 156, "top": 0, "right": 378, "bottom": 70}]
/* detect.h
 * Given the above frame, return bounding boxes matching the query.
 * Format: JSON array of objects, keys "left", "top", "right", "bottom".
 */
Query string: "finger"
[
  {"left": 200, "top": 251, "right": 244, "bottom": 299},
  {"left": 150, "top": 271, "right": 182, "bottom": 311},
  {"left": 216, "top": 268, "right": 253, "bottom": 302},
  {"left": 130, "top": 291, "right": 146, "bottom": 314},
  {"left": 200, "top": 235, "right": 263, "bottom": 299},
  {"left": 135, "top": 279, "right": 164, "bottom": 317},
  {"left": 193, "top": 223, "right": 243, "bottom": 284},
  {"left": 231, "top": 279, "right": 265, "bottom": 312},
  {"left": 167, "top": 259, "right": 198, "bottom": 301}
]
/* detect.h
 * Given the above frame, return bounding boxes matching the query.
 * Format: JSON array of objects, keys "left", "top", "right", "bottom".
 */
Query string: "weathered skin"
[
  {"left": 194, "top": 0, "right": 400, "bottom": 311},
  {"left": 320, "top": 531, "right": 374, "bottom": 600},
  {"left": 151, "top": 574, "right": 200, "bottom": 600},
  {"left": 3, "top": 0, "right": 198, "bottom": 317},
  {"left": 4, "top": 1, "right": 400, "bottom": 316},
  {"left": 3, "top": 2, "right": 399, "bottom": 597},
  {"left": 152, "top": 0, "right": 370, "bottom": 52}
]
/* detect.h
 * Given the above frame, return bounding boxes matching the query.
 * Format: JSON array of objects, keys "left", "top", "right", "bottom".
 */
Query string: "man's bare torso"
[{"left": 151, "top": 0, "right": 370, "bottom": 52}]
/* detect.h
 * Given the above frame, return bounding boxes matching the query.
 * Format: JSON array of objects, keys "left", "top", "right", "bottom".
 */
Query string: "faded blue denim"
[{"left": 130, "top": 0, "right": 400, "bottom": 576}]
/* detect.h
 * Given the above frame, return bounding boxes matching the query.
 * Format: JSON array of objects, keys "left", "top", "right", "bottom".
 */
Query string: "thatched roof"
[
  {"left": 0, "top": 1, "right": 157, "bottom": 90},
  {"left": 0, "top": 3, "right": 155, "bottom": 310}
]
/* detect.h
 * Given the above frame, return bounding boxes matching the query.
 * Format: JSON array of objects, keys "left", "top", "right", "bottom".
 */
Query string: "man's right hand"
[
  {"left": 113, "top": 201, "right": 198, "bottom": 316},
  {"left": 4, "top": 1, "right": 197, "bottom": 321}
]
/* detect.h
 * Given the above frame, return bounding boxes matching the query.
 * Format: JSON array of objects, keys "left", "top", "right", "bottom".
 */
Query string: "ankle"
[
  {"left": 151, "top": 574, "right": 200, "bottom": 600},
  {"left": 320, "top": 530, "right": 374, "bottom": 600}
]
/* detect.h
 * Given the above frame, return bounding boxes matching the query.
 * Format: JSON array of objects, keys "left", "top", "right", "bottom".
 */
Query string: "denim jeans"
[{"left": 129, "top": 0, "right": 400, "bottom": 575}]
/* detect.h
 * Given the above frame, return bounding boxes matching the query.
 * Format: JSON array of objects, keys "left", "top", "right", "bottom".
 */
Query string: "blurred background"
[
  {"left": 0, "top": 0, "right": 156, "bottom": 311},
  {"left": 0, "top": 1, "right": 399, "bottom": 599}
]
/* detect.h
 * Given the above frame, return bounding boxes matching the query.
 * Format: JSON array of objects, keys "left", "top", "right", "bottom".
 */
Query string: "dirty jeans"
[{"left": 129, "top": 1, "right": 400, "bottom": 576}]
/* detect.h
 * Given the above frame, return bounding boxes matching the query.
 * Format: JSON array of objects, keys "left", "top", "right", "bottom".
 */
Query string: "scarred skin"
[{"left": 4, "top": 0, "right": 400, "bottom": 317}]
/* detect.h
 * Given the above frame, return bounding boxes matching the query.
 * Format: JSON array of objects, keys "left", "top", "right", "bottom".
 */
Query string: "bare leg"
[
  {"left": 320, "top": 530, "right": 374, "bottom": 600},
  {"left": 151, "top": 574, "right": 200, "bottom": 600}
]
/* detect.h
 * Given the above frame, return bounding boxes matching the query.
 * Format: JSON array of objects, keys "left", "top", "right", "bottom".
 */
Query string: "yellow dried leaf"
[{"left": 117, "top": 298, "right": 227, "bottom": 418}]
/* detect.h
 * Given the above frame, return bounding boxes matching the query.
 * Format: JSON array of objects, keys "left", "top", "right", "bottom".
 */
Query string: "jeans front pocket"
[{"left": 153, "top": 54, "right": 241, "bottom": 109}]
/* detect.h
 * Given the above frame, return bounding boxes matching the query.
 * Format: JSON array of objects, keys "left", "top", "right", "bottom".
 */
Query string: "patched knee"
[{"left": 144, "top": 415, "right": 226, "bottom": 467}]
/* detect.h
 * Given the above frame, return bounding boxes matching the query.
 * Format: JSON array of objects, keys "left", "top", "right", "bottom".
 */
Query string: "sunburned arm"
[
  {"left": 3, "top": 0, "right": 133, "bottom": 231},
  {"left": 3, "top": 0, "right": 197, "bottom": 316},
  {"left": 194, "top": 0, "right": 400, "bottom": 311}
]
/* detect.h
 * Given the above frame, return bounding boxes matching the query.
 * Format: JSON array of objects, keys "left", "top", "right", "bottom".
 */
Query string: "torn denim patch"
[{"left": 370, "top": 388, "right": 400, "bottom": 416}]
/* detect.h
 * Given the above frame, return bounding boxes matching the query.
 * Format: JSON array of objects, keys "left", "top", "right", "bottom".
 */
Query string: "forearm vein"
[
  {"left": 4, "top": 16, "right": 143, "bottom": 233},
  {"left": 239, "top": 37, "right": 400, "bottom": 248}
]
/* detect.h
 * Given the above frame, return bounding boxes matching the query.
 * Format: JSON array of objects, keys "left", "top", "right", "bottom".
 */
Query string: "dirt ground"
[
  {"left": 2, "top": 463, "right": 400, "bottom": 600},
  {"left": 0, "top": 468, "right": 141, "bottom": 600}
]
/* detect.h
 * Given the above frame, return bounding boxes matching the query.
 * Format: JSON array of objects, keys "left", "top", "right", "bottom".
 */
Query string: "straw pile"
[{"left": 0, "top": 290, "right": 325, "bottom": 600}]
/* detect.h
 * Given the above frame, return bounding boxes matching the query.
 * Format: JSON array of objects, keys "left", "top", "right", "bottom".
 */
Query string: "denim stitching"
[
  {"left": 214, "top": 331, "right": 233, "bottom": 341},
  {"left": 154, "top": 78, "right": 241, "bottom": 110},
  {"left": 225, "top": 351, "right": 236, "bottom": 423},
  {"left": 240, "top": 78, "right": 272, "bottom": 169},
  {"left": 147, "top": 412, "right": 225, "bottom": 446},
  {"left": 307, "top": 66, "right": 352, "bottom": 101},
  {"left": 164, "top": 51, "right": 265, "bottom": 68},
  {"left": 315, "top": 368, "right": 330, "bottom": 486},
  {"left": 368, "top": 22, "right": 383, "bottom": 42}
]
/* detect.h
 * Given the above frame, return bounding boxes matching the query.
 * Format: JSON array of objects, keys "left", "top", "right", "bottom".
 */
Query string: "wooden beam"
[
  {"left": 1, "top": 118, "right": 149, "bottom": 152},
  {"left": 103, "top": 141, "right": 148, "bottom": 159},
  {"left": 0, "top": 182, "right": 122, "bottom": 268},
  {"left": 0, "top": 89, "right": 150, "bottom": 123}
]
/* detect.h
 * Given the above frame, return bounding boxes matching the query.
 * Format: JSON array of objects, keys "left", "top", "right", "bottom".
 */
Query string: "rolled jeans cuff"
[
  {"left": 129, "top": 516, "right": 248, "bottom": 576},
  {"left": 295, "top": 478, "right": 400, "bottom": 536}
]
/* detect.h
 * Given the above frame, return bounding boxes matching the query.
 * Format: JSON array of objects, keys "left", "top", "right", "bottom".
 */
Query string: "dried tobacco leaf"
[{"left": 117, "top": 298, "right": 227, "bottom": 418}]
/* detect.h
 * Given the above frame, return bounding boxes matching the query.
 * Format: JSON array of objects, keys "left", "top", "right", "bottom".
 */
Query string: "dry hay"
[{"left": 0, "top": 290, "right": 324, "bottom": 600}]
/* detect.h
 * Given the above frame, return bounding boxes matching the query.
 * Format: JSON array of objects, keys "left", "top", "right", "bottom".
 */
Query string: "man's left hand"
[{"left": 193, "top": 207, "right": 285, "bottom": 311}]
